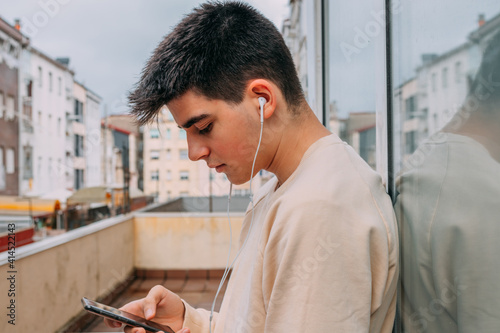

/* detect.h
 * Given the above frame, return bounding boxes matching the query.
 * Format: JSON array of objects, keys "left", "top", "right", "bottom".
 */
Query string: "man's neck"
[{"left": 266, "top": 106, "right": 331, "bottom": 187}]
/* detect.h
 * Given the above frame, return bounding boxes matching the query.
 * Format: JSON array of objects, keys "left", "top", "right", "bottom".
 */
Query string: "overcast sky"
[
  {"left": 1, "top": 0, "right": 498, "bottom": 118},
  {"left": 0, "top": 0, "right": 289, "bottom": 115}
]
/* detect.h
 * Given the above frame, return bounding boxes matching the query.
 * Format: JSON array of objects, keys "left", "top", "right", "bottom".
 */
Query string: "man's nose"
[{"left": 187, "top": 136, "right": 209, "bottom": 161}]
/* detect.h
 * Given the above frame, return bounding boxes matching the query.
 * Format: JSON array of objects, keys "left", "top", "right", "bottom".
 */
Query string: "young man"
[{"left": 105, "top": 2, "right": 398, "bottom": 332}]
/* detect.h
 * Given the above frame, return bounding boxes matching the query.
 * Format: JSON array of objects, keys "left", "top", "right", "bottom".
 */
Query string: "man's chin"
[{"left": 225, "top": 174, "right": 249, "bottom": 186}]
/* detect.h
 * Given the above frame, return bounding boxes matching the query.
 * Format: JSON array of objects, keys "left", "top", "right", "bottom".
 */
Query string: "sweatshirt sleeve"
[
  {"left": 181, "top": 299, "right": 216, "bottom": 333},
  {"left": 261, "top": 196, "right": 396, "bottom": 332}
]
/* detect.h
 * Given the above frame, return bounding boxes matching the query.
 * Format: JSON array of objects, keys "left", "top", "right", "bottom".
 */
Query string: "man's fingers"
[
  {"left": 123, "top": 325, "right": 146, "bottom": 333},
  {"left": 142, "top": 285, "right": 169, "bottom": 319}
]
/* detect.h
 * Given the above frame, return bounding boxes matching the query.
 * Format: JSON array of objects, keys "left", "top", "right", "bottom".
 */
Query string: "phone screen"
[{"left": 81, "top": 297, "right": 175, "bottom": 333}]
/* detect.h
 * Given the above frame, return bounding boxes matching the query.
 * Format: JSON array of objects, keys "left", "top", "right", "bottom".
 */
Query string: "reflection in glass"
[
  {"left": 393, "top": 1, "right": 500, "bottom": 332},
  {"left": 328, "top": 0, "right": 383, "bottom": 169}
]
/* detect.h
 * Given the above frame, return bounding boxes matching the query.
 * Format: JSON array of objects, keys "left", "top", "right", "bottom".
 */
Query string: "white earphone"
[{"left": 258, "top": 97, "right": 266, "bottom": 123}]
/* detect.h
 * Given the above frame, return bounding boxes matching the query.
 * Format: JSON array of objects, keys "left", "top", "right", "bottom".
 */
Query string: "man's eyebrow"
[{"left": 179, "top": 114, "right": 211, "bottom": 129}]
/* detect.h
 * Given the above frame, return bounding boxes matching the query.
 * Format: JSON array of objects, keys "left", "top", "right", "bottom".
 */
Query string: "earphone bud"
[{"left": 258, "top": 97, "right": 266, "bottom": 123}]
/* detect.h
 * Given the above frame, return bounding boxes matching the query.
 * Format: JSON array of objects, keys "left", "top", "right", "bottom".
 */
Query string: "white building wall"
[
  {"left": 85, "top": 90, "right": 102, "bottom": 187},
  {"left": 30, "top": 51, "right": 72, "bottom": 195},
  {"left": 283, "top": 0, "right": 324, "bottom": 120},
  {"left": 422, "top": 48, "right": 471, "bottom": 135}
]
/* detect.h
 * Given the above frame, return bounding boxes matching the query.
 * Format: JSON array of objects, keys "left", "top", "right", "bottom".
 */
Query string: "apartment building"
[{"left": 101, "top": 115, "right": 141, "bottom": 196}]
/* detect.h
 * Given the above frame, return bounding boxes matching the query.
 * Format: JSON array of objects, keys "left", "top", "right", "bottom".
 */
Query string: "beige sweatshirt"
[{"left": 182, "top": 134, "right": 399, "bottom": 332}]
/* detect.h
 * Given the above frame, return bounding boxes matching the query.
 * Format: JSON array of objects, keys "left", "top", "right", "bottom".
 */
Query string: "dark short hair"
[
  {"left": 129, "top": 1, "right": 304, "bottom": 124},
  {"left": 468, "top": 29, "right": 500, "bottom": 111}
]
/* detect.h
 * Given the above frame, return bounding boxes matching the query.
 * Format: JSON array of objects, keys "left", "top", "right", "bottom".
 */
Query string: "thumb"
[
  {"left": 143, "top": 299, "right": 156, "bottom": 320},
  {"left": 143, "top": 285, "right": 168, "bottom": 319}
]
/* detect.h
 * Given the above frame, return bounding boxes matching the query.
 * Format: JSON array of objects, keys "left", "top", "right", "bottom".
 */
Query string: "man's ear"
[{"left": 246, "top": 79, "right": 277, "bottom": 120}]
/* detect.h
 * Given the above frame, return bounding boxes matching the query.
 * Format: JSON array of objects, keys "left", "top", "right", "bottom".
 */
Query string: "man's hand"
[{"left": 103, "top": 285, "right": 187, "bottom": 333}]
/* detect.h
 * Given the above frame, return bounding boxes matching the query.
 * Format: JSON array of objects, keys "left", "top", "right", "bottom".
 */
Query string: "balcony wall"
[
  {"left": 0, "top": 210, "right": 244, "bottom": 332},
  {"left": 134, "top": 212, "right": 244, "bottom": 270},
  {"left": 0, "top": 215, "right": 134, "bottom": 333}
]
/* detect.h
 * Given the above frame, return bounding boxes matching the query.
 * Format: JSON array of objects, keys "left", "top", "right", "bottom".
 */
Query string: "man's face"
[{"left": 167, "top": 90, "right": 263, "bottom": 185}]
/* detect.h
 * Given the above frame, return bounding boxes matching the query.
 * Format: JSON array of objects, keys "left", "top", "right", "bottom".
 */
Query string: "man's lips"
[{"left": 209, "top": 164, "right": 226, "bottom": 172}]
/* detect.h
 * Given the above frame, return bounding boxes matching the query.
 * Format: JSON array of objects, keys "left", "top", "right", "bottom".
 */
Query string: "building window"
[
  {"left": 6, "top": 96, "right": 15, "bottom": 120},
  {"left": 179, "top": 129, "right": 187, "bottom": 139},
  {"left": 6, "top": 148, "right": 15, "bottom": 174},
  {"left": 74, "top": 99, "right": 83, "bottom": 122},
  {"left": 166, "top": 128, "right": 171, "bottom": 139},
  {"left": 75, "top": 169, "right": 84, "bottom": 190},
  {"left": 38, "top": 111, "right": 43, "bottom": 133},
  {"left": 442, "top": 67, "right": 448, "bottom": 88},
  {"left": 75, "top": 135, "right": 84, "bottom": 157},
  {"left": 150, "top": 128, "right": 160, "bottom": 138},
  {"left": 57, "top": 117, "right": 61, "bottom": 135},
  {"left": 0, "top": 92, "right": 4, "bottom": 118},
  {"left": 38, "top": 156, "right": 42, "bottom": 178},
  {"left": 431, "top": 72, "right": 437, "bottom": 92},
  {"left": 151, "top": 150, "right": 160, "bottom": 160},
  {"left": 180, "top": 170, "right": 189, "bottom": 180},
  {"left": 166, "top": 149, "right": 172, "bottom": 160},
  {"left": 166, "top": 170, "right": 172, "bottom": 181},
  {"left": 58, "top": 77, "right": 62, "bottom": 95},
  {"left": 179, "top": 149, "right": 189, "bottom": 160},
  {"left": 49, "top": 72, "right": 53, "bottom": 92},
  {"left": 405, "top": 96, "right": 417, "bottom": 120},
  {"left": 455, "top": 61, "right": 462, "bottom": 83},
  {"left": 151, "top": 170, "right": 159, "bottom": 181},
  {"left": 38, "top": 66, "right": 42, "bottom": 87}
]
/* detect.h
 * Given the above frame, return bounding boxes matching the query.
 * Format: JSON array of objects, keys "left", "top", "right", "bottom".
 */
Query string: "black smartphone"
[{"left": 81, "top": 297, "right": 175, "bottom": 333}]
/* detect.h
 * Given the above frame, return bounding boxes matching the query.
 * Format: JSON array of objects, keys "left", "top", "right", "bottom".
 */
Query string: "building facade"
[
  {"left": 0, "top": 18, "right": 25, "bottom": 195},
  {"left": 0, "top": 18, "right": 104, "bottom": 199},
  {"left": 84, "top": 88, "right": 102, "bottom": 187}
]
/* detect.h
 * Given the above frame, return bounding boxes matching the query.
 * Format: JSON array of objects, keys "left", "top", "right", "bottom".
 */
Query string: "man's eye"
[{"left": 199, "top": 123, "right": 213, "bottom": 135}]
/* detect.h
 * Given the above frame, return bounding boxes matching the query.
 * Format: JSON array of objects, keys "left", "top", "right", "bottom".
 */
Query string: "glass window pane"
[
  {"left": 328, "top": 0, "right": 384, "bottom": 170},
  {"left": 179, "top": 149, "right": 188, "bottom": 160},
  {"left": 6, "top": 148, "right": 15, "bottom": 174},
  {"left": 179, "top": 170, "right": 189, "bottom": 180},
  {"left": 391, "top": 1, "right": 500, "bottom": 332}
]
